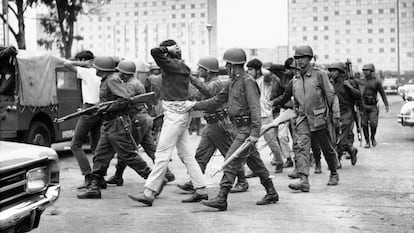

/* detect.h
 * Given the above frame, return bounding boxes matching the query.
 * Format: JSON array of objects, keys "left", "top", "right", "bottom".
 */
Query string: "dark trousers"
[
  {"left": 92, "top": 117, "right": 151, "bottom": 179},
  {"left": 361, "top": 104, "right": 379, "bottom": 141},
  {"left": 220, "top": 126, "right": 271, "bottom": 189},
  {"left": 195, "top": 121, "right": 246, "bottom": 183},
  {"left": 71, "top": 114, "right": 101, "bottom": 175},
  {"left": 294, "top": 119, "right": 337, "bottom": 176}
]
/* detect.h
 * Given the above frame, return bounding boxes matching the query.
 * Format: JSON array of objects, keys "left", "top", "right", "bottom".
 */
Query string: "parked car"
[
  {"left": 382, "top": 77, "right": 398, "bottom": 95},
  {"left": 0, "top": 141, "right": 60, "bottom": 233},
  {"left": 397, "top": 84, "right": 414, "bottom": 101},
  {"left": 397, "top": 101, "right": 414, "bottom": 127}
]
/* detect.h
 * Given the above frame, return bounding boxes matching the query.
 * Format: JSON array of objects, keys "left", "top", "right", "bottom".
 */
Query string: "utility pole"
[
  {"left": 2, "top": 0, "right": 9, "bottom": 46},
  {"left": 396, "top": 0, "right": 401, "bottom": 74},
  {"left": 206, "top": 24, "right": 213, "bottom": 55}
]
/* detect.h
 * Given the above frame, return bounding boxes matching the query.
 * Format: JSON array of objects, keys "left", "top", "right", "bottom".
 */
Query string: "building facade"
[
  {"left": 74, "top": 0, "right": 217, "bottom": 65},
  {"left": 288, "top": 0, "right": 413, "bottom": 73}
]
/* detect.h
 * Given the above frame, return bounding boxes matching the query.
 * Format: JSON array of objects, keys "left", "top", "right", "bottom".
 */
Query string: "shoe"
[
  {"left": 230, "top": 183, "right": 248, "bottom": 193},
  {"left": 350, "top": 148, "right": 358, "bottom": 166},
  {"left": 274, "top": 163, "right": 283, "bottom": 173},
  {"left": 364, "top": 142, "right": 371, "bottom": 148},
  {"left": 155, "top": 178, "right": 168, "bottom": 197},
  {"left": 337, "top": 159, "right": 342, "bottom": 169},
  {"left": 314, "top": 160, "right": 322, "bottom": 174},
  {"left": 177, "top": 181, "right": 195, "bottom": 193},
  {"left": 200, "top": 187, "right": 229, "bottom": 211},
  {"left": 283, "top": 158, "right": 294, "bottom": 168},
  {"left": 327, "top": 173, "right": 339, "bottom": 186},
  {"left": 128, "top": 192, "right": 154, "bottom": 206},
  {"left": 288, "top": 171, "right": 300, "bottom": 179},
  {"left": 106, "top": 176, "right": 124, "bottom": 186},
  {"left": 77, "top": 179, "right": 101, "bottom": 199},
  {"left": 182, "top": 193, "right": 208, "bottom": 203},
  {"left": 288, "top": 175, "right": 310, "bottom": 192},
  {"left": 77, "top": 174, "right": 91, "bottom": 189},
  {"left": 245, "top": 171, "right": 258, "bottom": 178},
  {"left": 270, "top": 159, "right": 278, "bottom": 166},
  {"left": 371, "top": 138, "right": 377, "bottom": 147},
  {"left": 256, "top": 180, "right": 279, "bottom": 205},
  {"left": 165, "top": 171, "right": 176, "bottom": 183},
  {"left": 98, "top": 178, "right": 107, "bottom": 189}
]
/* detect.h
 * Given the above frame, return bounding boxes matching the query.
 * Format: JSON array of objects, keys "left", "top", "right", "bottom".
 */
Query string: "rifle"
[
  {"left": 345, "top": 59, "right": 363, "bottom": 146},
  {"left": 211, "top": 109, "right": 297, "bottom": 177},
  {"left": 55, "top": 92, "right": 156, "bottom": 123}
]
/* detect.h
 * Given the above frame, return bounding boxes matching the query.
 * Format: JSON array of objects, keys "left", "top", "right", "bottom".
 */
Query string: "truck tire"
[{"left": 25, "top": 121, "right": 52, "bottom": 147}]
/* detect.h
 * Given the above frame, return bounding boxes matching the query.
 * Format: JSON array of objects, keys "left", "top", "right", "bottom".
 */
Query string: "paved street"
[{"left": 34, "top": 95, "right": 413, "bottom": 233}]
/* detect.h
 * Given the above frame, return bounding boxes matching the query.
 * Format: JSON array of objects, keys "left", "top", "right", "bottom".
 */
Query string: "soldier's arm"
[
  {"left": 193, "top": 82, "right": 229, "bottom": 111},
  {"left": 104, "top": 77, "right": 130, "bottom": 112},
  {"left": 190, "top": 76, "right": 224, "bottom": 98},
  {"left": 271, "top": 80, "right": 293, "bottom": 108},
  {"left": 64, "top": 60, "right": 90, "bottom": 73},
  {"left": 344, "top": 79, "right": 361, "bottom": 99},
  {"left": 377, "top": 80, "right": 389, "bottom": 107},
  {"left": 320, "top": 72, "right": 340, "bottom": 119},
  {"left": 245, "top": 79, "right": 261, "bottom": 138}
]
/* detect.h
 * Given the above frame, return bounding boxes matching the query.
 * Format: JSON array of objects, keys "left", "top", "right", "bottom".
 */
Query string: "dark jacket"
[
  {"left": 193, "top": 73, "right": 261, "bottom": 137},
  {"left": 190, "top": 76, "right": 228, "bottom": 114},
  {"left": 359, "top": 76, "right": 388, "bottom": 107},
  {"left": 150, "top": 47, "right": 191, "bottom": 101}
]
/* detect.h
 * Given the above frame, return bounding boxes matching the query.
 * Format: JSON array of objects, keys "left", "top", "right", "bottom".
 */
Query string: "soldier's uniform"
[
  {"left": 77, "top": 58, "right": 152, "bottom": 199},
  {"left": 359, "top": 64, "right": 389, "bottom": 147}
]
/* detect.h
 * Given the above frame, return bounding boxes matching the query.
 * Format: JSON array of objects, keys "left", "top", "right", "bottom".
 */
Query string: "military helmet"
[
  {"left": 149, "top": 63, "right": 160, "bottom": 71},
  {"left": 93, "top": 56, "right": 116, "bottom": 71},
  {"left": 197, "top": 56, "right": 219, "bottom": 72},
  {"left": 362, "top": 63, "right": 375, "bottom": 72},
  {"left": 246, "top": 58, "right": 263, "bottom": 70},
  {"left": 294, "top": 45, "right": 314, "bottom": 58},
  {"left": 116, "top": 60, "right": 136, "bottom": 74},
  {"left": 328, "top": 62, "right": 346, "bottom": 73},
  {"left": 223, "top": 48, "right": 246, "bottom": 64}
]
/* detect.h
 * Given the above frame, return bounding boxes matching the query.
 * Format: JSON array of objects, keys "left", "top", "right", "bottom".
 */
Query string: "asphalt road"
[{"left": 34, "top": 95, "right": 414, "bottom": 233}]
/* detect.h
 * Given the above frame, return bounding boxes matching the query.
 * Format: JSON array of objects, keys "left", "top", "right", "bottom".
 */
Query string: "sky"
[{"left": 217, "top": 0, "right": 288, "bottom": 49}]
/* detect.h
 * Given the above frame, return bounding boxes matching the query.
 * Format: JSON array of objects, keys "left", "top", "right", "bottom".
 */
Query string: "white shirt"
[
  {"left": 256, "top": 75, "right": 273, "bottom": 118},
  {"left": 76, "top": 66, "right": 101, "bottom": 104}
]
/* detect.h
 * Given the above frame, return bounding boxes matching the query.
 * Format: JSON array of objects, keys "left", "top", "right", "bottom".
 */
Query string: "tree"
[
  {"left": 0, "top": 0, "right": 38, "bottom": 49},
  {"left": 37, "top": 0, "right": 91, "bottom": 58}
]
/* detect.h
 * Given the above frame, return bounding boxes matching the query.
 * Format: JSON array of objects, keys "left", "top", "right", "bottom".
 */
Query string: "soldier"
[
  {"left": 176, "top": 56, "right": 249, "bottom": 195},
  {"left": 328, "top": 62, "right": 360, "bottom": 167},
  {"left": 77, "top": 56, "right": 153, "bottom": 199},
  {"left": 360, "top": 63, "right": 389, "bottom": 148},
  {"left": 193, "top": 48, "right": 279, "bottom": 211},
  {"left": 288, "top": 45, "right": 340, "bottom": 192},
  {"left": 64, "top": 50, "right": 102, "bottom": 189},
  {"left": 128, "top": 39, "right": 207, "bottom": 206},
  {"left": 105, "top": 60, "right": 175, "bottom": 186},
  {"left": 246, "top": 58, "right": 284, "bottom": 173}
]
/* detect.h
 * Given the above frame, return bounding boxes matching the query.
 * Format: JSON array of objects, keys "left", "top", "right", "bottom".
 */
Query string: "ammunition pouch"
[
  {"left": 363, "top": 97, "right": 377, "bottom": 106},
  {"left": 204, "top": 109, "right": 228, "bottom": 124},
  {"left": 230, "top": 115, "right": 251, "bottom": 128}
]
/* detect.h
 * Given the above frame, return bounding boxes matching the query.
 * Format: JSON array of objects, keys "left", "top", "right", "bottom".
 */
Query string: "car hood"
[
  {"left": 0, "top": 141, "right": 58, "bottom": 168},
  {"left": 400, "top": 101, "right": 414, "bottom": 115}
]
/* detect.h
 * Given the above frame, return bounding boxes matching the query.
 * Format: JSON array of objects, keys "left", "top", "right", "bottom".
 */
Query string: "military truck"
[{"left": 0, "top": 47, "right": 82, "bottom": 147}]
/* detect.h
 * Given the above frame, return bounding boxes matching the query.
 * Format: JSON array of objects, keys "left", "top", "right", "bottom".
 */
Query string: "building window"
[
  {"left": 313, "top": 0, "right": 317, "bottom": 2},
  {"left": 356, "top": 10, "right": 361, "bottom": 14},
  {"left": 379, "top": 38, "right": 384, "bottom": 43},
  {"left": 323, "top": 6, "right": 328, "bottom": 11},
  {"left": 313, "top": 7, "right": 317, "bottom": 12},
  {"left": 335, "top": 40, "right": 340, "bottom": 45},
  {"left": 303, "top": 26, "right": 307, "bottom": 31},
  {"left": 368, "top": 48, "right": 373, "bottom": 53},
  {"left": 116, "top": 12, "right": 120, "bottom": 17},
  {"left": 367, "top": 9, "right": 372, "bottom": 14},
  {"left": 314, "top": 26, "right": 318, "bottom": 31},
  {"left": 367, "top": 29, "right": 373, "bottom": 33},
  {"left": 171, "top": 5, "right": 176, "bottom": 10},
  {"left": 180, "top": 23, "right": 186, "bottom": 27},
  {"left": 107, "top": 17, "right": 111, "bottom": 21},
  {"left": 357, "top": 38, "right": 362, "bottom": 43},
  {"left": 153, "top": 1, "right": 157, "bottom": 6},
  {"left": 313, "top": 16, "right": 318, "bottom": 21},
  {"left": 303, "top": 36, "right": 307, "bottom": 41},
  {"left": 390, "top": 37, "right": 395, "bottom": 42},
  {"left": 346, "top": 29, "right": 351, "bottom": 34},
  {"left": 143, "top": 2, "right": 147, "bottom": 7},
  {"left": 292, "top": 0, "right": 296, "bottom": 3},
  {"left": 181, "top": 4, "right": 185, "bottom": 9},
  {"left": 357, "top": 58, "right": 362, "bottom": 63},
  {"left": 172, "top": 23, "right": 176, "bottom": 28},
  {"left": 390, "top": 8, "right": 395, "bottom": 13},
  {"left": 324, "top": 16, "right": 328, "bottom": 21},
  {"left": 191, "top": 4, "right": 195, "bottom": 8},
  {"left": 313, "top": 35, "right": 318, "bottom": 40},
  {"left": 324, "top": 35, "right": 329, "bottom": 40},
  {"left": 200, "top": 3, "right": 205, "bottom": 8},
  {"left": 143, "top": 11, "right": 147, "bottom": 16},
  {"left": 368, "top": 38, "right": 373, "bottom": 43},
  {"left": 401, "top": 12, "right": 407, "bottom": 18},
  {"left": 324, "top": 25, "right": 329, "bottom": 30},
  {"left": 201, "top": 13, "right": 206, "bottom": 17},
  {"left": 379, "top": 48, "right": 384, "bottom": 53},
  {"left": 181, "top": 13, "right": 185, "bottom": 18},
  {"left": 390, "top": 28, "right": 395, "bottom": 33},
  {"left": 345, "top": 20, "right": 350, "bottom": 25},
  {"left": 324, "top": 54, "right": 329, "bottom": 59},
  {"left": 379, "top": 9, "right": 384, "bottom": 14},
  {"left": 134, "top": 11, "right": 138, "bottom": 16},
  {"left": 172, "top": 14, "right": 176, "bottom": 19},
  {"left": 162, "top": 1, "right": 166, "bottom": 6},
  {"left": 125, "top": 12, "right": 129, "bottom": 16},
  {"left": 379, "top": 28, "right": 384, "bottom": 33},
  {"left": 367, "top": 19, "right": 373, "bottom": 24},
  {"left": 390, "top": 48, "right": 395, "bottom": 52},
  {"left": 191, "top": 13, "right": 195, "bottom": 18},
  {"left": 335, "top": 11, "right": 339, "bottom": 15}
]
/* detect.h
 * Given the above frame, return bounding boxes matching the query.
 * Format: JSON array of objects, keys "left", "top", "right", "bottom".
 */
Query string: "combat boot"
[
  {"left": 327, "top": 172, "right": 339, "bottom": 186},
  {"left": 165, "top": 168, "right": 176, "bottom": 182},
  {"left": 350, "top": 148, "right": 358, "bottom": 166},
  {"left": 177, "top": 181, "right": 195, "bottom": 193},
  {"left": 314, "top": 160, "right": 322, "bottom": 174},
  {"left": 288, "top": 169, "right": 300, "bottom": 179},
  {"left": 364, "top": 141, "right": 371, "bottom": 148},
  {"left": 230, "top": 182, "right": 249, "bottom": 193},
  {"left": 106, "top": 176, "right": 124, "bottom": 186},
  {"left": 77, "top": 176, "right": 101, "bottom": 199},
  {"left": 274, "top": 163, "right": 283, "bottom": 173},
  {"left": 256, "top": 180, "right": 279, "bottom": 205},
  {"left": 77, "top": 174, "right": 91, "bottom": 189},
  {"left": 371, "top": 138, "right": 377, "bottom": 147},
  {"left": 283, "top": 158, "right": 294, "bottom": 168},
  {"left": 200, "top": 187, "right": 230, "bottom": 211},
  {"left": 288, "top": 174, "right": 310, "bottom": 192}
]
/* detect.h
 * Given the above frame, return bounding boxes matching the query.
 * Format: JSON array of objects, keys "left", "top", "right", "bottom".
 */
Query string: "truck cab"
[{"left": 0, "top": 48, "right": 82, "bottom": 146}]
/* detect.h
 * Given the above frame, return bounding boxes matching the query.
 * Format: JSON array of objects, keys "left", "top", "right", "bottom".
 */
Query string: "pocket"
[{"left": 313, "top": 107, "right": 327, "bottom": 128}]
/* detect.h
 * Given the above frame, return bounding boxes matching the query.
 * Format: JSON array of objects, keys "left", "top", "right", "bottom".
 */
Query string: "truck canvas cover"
[{"left": 16, "top": 50, "right": 66, "bottom": 106}]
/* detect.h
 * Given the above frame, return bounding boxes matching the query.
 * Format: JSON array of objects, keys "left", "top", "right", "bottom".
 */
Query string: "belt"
[
  {"left": 204, "top": 110, "right": 227, "bottom": 124},
  {"left": 229, "top": 115, "right": 251, "bottom": 127}
]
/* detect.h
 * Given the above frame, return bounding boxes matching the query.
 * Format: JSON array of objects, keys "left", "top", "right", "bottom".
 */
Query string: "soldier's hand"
[
  {"left": 385, "top": 105, "right": 389, "bottom": 112},
  {"left": 344, "top": 80, "right": 353, "bottom": 88},
  {"left": 246, "top": 136, "right": 259, "bottom": 144}
]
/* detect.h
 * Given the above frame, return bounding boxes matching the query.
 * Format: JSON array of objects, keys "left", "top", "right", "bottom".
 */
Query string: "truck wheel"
[{"left": 25, "top": 121, "right": 52, "bottom": 147}]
